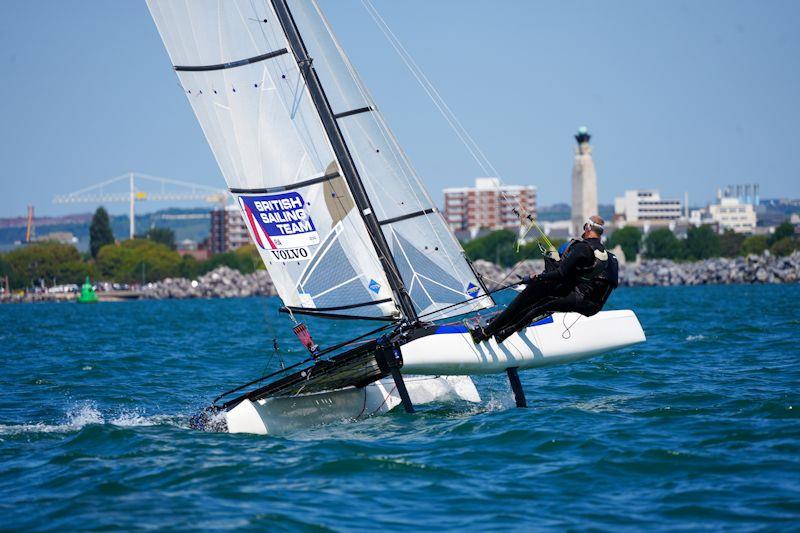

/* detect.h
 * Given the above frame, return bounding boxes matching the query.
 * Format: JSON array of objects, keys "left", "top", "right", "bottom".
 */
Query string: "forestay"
[
  {"left": 147, "top": 0, "right": 398, "bottom": 319},
  {"left": 286, "top": 0, "right": 494, "bottom": 319}
]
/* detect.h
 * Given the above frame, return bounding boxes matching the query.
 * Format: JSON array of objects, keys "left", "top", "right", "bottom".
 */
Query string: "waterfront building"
[
  {"left": 443, "top": 177, "right": 537, "bottom": 240},
  {"left": 34, "top": 231, "right": 78, "bottom": 246},
  {"left": 571, "top": 127, "right": 598, "bottom": 236},
  {"left": 691, "top": 194, "right": 757, "bottom": 234},
  {"left": 210, "top": 204, "right": 250, "bottom": 254},
  {"left": 614, "top": 189, "right": 683, "bottom": 225},
  {"left": 708, "top": 197, "right": 757, "bottom": 233},
  {"left": 542, "top": 219, "right": 572, "bottom": 240},
  {"left": 177, "top": 238, "right": 210, "bottom": 261}
]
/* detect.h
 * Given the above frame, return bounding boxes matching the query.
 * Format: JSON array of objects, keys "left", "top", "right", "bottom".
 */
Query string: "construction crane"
[
  {"left": 25, "top": 205, "right": 35, "bottom": 243},
  {"left": 53, "top": 172, "right": 228, "bottom": 239}
]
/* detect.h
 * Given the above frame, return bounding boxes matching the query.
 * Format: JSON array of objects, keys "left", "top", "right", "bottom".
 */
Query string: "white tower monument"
[{"left": 571, "top": 126, "right": 598, "bottom": 236}]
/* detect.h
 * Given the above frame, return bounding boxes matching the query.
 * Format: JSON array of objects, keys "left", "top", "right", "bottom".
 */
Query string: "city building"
[
  {"left": 177, "top": 238, "right": 209, "bottom": 261},
  {"left": 34, "top": 231, "right": 78, "bottom": 246},
  {"left": 571, "top": 127, "right": 598, "bottom": 236},
  {"left": 443, "top": 177, "right": 537, "bottom": 239},
  {"left": 708, "top": 197, "right": 757, "bottom": 233},
  {"left": 614, "top": 189, "right": 683, "bottom": 224},
  {"left": 691, "top": 192, "right": 758, "bottom": 234},
  {"left": 210, "top": 204, "right": 251, "bottom": 254}
]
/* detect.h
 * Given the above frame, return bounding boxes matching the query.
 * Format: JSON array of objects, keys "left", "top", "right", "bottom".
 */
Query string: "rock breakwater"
[
  {"left": 143, "top": 266, "right": 276, "bottom": 299},
  {"left": 473, "top": 252, "right": 800, "bottom": 289}
]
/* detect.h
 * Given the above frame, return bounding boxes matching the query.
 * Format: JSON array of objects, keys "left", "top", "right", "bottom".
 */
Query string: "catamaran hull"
[
  {"left": 224, "top": 310, "right": 645, "bottom": 434},
  {"left": 226, "top": 375, "right": 480, "bottom": 435},
  {"left": 401, "top": 310, "right": 645, "bottom": 375}
]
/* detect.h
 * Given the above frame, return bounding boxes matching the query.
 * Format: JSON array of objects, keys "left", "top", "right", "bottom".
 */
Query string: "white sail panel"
[
  {"left": 286, "top": 0, "right": 494, "bottom": 319},
  {"left": 147, "top": 0, "right": 398, "bottom": 319}
]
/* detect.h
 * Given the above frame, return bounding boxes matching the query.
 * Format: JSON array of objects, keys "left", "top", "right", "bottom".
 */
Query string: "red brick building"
[{"left": 443, "top": 178, "right": 537, "bottom": 239}]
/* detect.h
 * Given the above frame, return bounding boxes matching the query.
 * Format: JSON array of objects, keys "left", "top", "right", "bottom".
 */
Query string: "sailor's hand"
[
  {"left": 517, "top": 274, "right": 536, "bottom": 285},
  {"left": 544, "top": 245, "right": 560, "bottom": 261}
]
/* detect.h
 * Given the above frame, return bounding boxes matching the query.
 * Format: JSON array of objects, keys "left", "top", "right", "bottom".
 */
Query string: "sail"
[
  {"left": 146, "top": 0, "right": 398, "bottom": 319},
  {"left": 286, "top": 0, "right": 495, "bottom": 319}
]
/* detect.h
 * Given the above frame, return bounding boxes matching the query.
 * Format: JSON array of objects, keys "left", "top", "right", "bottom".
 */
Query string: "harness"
[{"left": 562, "top": 238, "right": 619, "bottom": 287}]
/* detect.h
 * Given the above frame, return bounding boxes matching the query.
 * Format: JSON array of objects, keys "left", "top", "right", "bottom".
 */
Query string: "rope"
[
  {"left": 561, "top": 313, "right": 582, "bottom": 339},
  {"left": 416, "top": 279, "right": 525, "bottom": 321},
  {"left": 360, "top": 0, "right": 540, "bottom": 232}
]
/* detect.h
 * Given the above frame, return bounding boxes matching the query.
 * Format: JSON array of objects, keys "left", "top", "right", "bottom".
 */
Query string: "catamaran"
[{"left": 146, "top": 0, "right": 645, "bottom": 434}]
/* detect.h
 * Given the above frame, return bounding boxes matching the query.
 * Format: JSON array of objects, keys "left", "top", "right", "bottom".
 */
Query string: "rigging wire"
[
  {"left": 360, "top": 0, "right": 498, "bottom": 178},
  {"left": 313, "top": 0, "right": 477, "bottom": 317},
  {"left": 360, "top": 0, "right": 553, "bottom": 266}
]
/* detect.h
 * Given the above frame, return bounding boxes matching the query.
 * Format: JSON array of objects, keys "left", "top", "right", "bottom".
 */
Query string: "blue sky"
[{"left": 1, "top": 0, "right": 798, "bottom": 218}]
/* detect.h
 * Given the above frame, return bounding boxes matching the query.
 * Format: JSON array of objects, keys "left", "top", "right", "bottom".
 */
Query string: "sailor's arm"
[{"left": 538, "top": 242, "right": 591, "bottom": 282}]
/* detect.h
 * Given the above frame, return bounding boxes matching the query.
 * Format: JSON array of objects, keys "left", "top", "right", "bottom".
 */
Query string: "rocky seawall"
[
  {"left": 473, "top": 252, "right": 800, "bottom": 289},
  {"left": 5, "top": 252, "right": 798, "bottom": 304},
  {"left": 135, "top": 251, "right": 800, "bottom": 298},
  {"left": 142, "top": 266, "right": 276, "bottom": 299}
]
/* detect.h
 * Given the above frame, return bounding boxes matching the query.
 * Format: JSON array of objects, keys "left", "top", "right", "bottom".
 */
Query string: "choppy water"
[{"left": 1, "top": 285, "right": 799, "bottom": 530}]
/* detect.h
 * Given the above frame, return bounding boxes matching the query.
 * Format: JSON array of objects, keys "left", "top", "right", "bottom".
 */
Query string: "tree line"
[
  {"left": 0, "top": 207, "right": 263, "bottom": 290},
  {"left": 607, "top": 221, "right": 798, "bottom": 261},
  {"left": 462, "top": 221, "right": 799, "bottom": 267}
]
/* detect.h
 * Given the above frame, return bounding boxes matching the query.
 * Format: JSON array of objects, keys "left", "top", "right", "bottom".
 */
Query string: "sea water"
[{"left": 1, "top": 285, "right": 798, "bottom": 529}]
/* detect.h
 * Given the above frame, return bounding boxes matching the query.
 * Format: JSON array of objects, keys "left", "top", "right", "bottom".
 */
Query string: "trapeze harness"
[{"left": 554, "top": 237, "right": 619, "bottom": 316}]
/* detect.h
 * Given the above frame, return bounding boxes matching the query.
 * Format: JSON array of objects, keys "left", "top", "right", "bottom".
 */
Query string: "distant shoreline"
[
  {"left": 474, "top": 251, "right": 800, "bottom": 289},
  {"left": 3, "top": 252, "right": 798, "bottom": 304}
]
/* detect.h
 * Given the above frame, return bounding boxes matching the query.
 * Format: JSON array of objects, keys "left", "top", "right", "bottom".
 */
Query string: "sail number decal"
[{"left": 238, "top": 192, "right": 319, "bottom": 262}]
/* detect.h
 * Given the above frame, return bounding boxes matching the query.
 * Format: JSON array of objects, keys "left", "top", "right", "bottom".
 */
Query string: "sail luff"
[{"left": 269, "top": 0, "right": 418, "bottom": 323}]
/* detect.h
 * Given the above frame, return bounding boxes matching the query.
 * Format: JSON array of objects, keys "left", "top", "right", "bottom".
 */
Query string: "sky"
[{"left": 1, "top": 0, "right": 798, "bottom": 218}]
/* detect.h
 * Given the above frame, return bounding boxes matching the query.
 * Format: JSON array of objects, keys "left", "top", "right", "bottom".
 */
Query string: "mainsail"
[{"left": 147, "top": 0, "right": 493, "bottom": 321}]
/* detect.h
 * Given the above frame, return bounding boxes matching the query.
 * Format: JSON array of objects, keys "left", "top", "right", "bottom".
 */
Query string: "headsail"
[{"left": 147, "top": 0, "right": 494, "bottom": 321}]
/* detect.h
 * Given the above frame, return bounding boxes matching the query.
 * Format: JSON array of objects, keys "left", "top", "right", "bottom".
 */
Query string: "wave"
[{"left": 0, "top": 403, "right": 188, "bottom": 436}]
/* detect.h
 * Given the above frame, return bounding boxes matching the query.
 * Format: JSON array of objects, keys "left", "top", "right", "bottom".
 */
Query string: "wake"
[{"left": 0, "top": 403, "right": 190, "bottom": 436}]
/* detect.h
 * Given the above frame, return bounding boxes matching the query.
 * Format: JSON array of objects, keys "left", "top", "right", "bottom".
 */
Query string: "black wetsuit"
[{"left": 480, "top": 237, "right": 619, "bottom": 342}]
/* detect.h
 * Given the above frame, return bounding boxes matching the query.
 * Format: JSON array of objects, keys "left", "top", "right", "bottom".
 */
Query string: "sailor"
[{"left": 472, "top": 215, "right": 618, "bottom": 343}]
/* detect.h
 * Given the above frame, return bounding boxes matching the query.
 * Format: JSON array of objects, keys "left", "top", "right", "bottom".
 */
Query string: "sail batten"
[
  {"left": 173, "top": 48, "right": 289, "bottom": 72},
  {"left": 229, "top": 171, "right": 340, "bottom": 194}
]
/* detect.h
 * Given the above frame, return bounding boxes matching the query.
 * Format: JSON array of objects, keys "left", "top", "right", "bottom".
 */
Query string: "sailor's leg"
[
  {"left": 494, "top": 303, "right": 555, "bottom": 344},
  {"left": 506, "top": 367, "right": 527, "bottom": 408},
  {"left": 481, "top": 278, "right": 555, "bottom": 339},
  {"left": 482, "top": 282, "right": 544, "bottom": 337}
]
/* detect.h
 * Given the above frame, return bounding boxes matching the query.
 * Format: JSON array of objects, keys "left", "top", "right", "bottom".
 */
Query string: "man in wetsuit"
[{"left": 472, "top": 215, "right": 619, "bottom": 344}]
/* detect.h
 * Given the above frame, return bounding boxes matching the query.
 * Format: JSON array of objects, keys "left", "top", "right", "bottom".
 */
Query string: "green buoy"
[{"left": 77, "top": 276, "right": 99, "bottom": 304}]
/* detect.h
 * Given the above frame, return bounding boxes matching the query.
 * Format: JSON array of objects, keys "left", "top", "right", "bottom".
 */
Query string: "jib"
[{"left": 270, "top": 248, "right": 308, "bottom": 260}]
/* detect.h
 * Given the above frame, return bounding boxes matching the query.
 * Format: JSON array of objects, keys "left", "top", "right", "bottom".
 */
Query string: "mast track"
[{"left": 270, "top": 0, "right": 418, "bottom": 323}]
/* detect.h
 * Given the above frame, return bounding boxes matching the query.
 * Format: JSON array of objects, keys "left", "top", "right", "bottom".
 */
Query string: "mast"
[{"left": 270, "top": 0, "right": 418, "bottom": 324}]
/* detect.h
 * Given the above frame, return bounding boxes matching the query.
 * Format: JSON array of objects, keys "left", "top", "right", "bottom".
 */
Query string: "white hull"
[
  {"left": 226, "top": 375, "right": 480, "bottom": 435},
  {"left": 402, "top": 310, "right": 645, "bottom": 374},
  {"left": 225, "top": 310, "right": 645, "bottom": 434}
]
